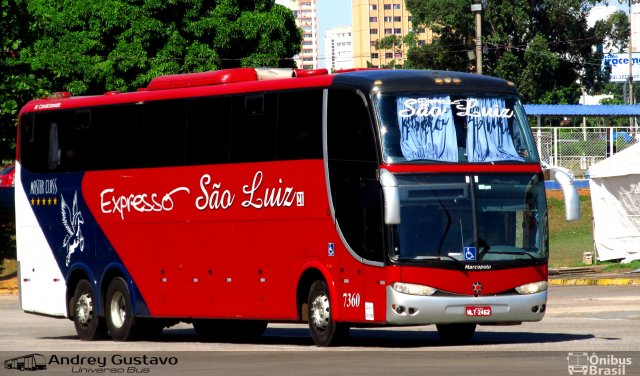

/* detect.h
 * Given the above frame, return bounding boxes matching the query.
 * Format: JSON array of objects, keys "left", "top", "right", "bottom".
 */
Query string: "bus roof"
[
  {"left": 20, "top": 68, "right": 518, "bottom": 116},
  {"left": 331, "top": 69, "right": 518, "bottom": 96}
]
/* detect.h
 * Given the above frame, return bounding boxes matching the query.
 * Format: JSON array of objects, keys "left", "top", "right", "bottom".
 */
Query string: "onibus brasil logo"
[{"left": 567, "top": 352, "right": 633, "bottom": 375}]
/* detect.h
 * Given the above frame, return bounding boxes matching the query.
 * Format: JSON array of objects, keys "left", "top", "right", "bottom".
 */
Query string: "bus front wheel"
[
  {"left": 72, "top": 280, "right": 106, "bottom": 340},
  {"left": 307, "top": 280, "right": 348, "bottom": 346},
  {"left": 436, "top": 323, "right": 477, "bottom": 344},
  {"left": 105, "top": 277, "right": 135, "bottom": 341}
]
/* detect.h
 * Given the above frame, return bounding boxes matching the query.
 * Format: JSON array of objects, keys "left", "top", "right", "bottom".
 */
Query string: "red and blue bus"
[{"left": 15, "top": 68, "right": 578, "bottom": 346}]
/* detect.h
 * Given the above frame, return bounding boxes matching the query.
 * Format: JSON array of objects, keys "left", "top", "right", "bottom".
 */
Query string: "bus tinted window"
[
  {"left": 328, "top": 90, "right": 377, "bottom": 162},
  {"left": 186, "top": 97, "right": 231, "bottom": 165},
  {"left": 276, "top": 90, "right": 323, "bottom": 160},
  {"left": 230, "top": 94, "right": 277, "bottom": 163},
  {"left": 144, "top": 100, "right": 186, "bottom": 167},
  {"left": 94, "top": 104, "right": 143, "bottom": 170},
  {"left": 328, "top": 89, "right": 384, "bottom": 263}
]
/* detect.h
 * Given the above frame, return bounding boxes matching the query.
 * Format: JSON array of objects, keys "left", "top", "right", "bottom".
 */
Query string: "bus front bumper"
[{"left": 386, "top": 286, "right": 547, "bottom": 325}]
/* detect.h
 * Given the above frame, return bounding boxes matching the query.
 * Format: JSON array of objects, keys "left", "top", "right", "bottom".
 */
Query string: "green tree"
[
  {"left": 20, "top": 0, "right": 302, "bottom": 95},
  {"left": 405, "top": 0, "right": 626, "bottom": 104},
  {"left": 1, "top": 0, "right": 302, "bottom": 162},
  {"left": 1, "top": 0, "right": 49, "bottom": 163}
]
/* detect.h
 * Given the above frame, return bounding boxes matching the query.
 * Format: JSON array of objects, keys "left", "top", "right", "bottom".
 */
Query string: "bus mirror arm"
[
  {"left": 380, "top": 169, "right": 401, "bottom": 225},
  {"left": 549, "top": 167, "right": 580, "bottom": 222}
]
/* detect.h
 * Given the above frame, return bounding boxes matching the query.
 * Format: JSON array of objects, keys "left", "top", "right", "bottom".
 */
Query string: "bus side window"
[
  {"left": 276, "top": 90, "right": 323, "bottom": 160},
  {"left": 230, "top": 94, "right": 278, "bottom": 163},
  {"left": 94, "top": 104, "right": 143, "bottom": 170},
  {"left": 144, "top": 100, "right": 187, "bottom": 167},
  {"left": 20, "top": 113, "right": 48, "bottom": 173},
  {"left": 31, "top": 111, "right": 73, "bottom": 172},
  {"left": 186, "top": 97, "right": 231, "bottom": 165}
]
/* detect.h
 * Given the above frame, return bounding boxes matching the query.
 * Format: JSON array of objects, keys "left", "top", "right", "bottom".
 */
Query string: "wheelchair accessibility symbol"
[{"left": 464, "top": 247, "right": 477, "bottom": 261}]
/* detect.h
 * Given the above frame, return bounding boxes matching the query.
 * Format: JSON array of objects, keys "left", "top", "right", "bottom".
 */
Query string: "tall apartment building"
[
  {"left": 324, "top": 26, "right": 353, "bottom": 72},
  {"left": 352, "top": 0, "right": 432, "bottom": 68},
  {"left": 276, "top": 0, "right": 319, "bottom": 69}
]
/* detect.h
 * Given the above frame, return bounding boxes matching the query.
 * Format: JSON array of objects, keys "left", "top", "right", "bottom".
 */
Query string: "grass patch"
[
  {"left": 0, "top": 258, "right": 16, "bottom": 279},
  {"left": 600, "top": 260, "right": 640, "bottom": 272},
  {"left": 547, "top": 192, "right": 595, "bottom": 268}
]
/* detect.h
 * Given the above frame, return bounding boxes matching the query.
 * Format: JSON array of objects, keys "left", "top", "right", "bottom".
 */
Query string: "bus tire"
[
  {"left": 436, "top": 323, "right": 476, "bottom": 344},
  {"left": 307, "top": 280, "right": 346, "bottom": 346},
  {"left": 105, "top": 277, "right": 135, "bottom": 341},
  {"left": 72, "top": 279, "right": 106, "bottom": 340}
]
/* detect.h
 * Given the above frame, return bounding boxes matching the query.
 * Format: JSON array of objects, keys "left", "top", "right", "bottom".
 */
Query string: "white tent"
[{"left": 589, "top": 142, "right": 640, "bottom": 263}]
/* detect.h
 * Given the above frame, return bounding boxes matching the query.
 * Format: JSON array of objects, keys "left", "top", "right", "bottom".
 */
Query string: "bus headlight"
[
  {"left": 391, "top": 282, "right": 437, "bottom": 296},
  {"left": 515, "top": 281, "right": 548, "bottom": 295}
]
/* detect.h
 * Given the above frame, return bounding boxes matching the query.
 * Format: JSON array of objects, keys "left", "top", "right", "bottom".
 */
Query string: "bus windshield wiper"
[
  {"left": 481, "top": 250, "right": 539, "bottom": 262},
  {"left": 411, "top": 255, "right": 465, "bottom": 269}
]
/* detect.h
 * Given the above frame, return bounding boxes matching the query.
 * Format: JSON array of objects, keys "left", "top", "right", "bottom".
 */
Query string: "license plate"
[{"left": 465, "top": 306, "right": 492, "bottom": 316}]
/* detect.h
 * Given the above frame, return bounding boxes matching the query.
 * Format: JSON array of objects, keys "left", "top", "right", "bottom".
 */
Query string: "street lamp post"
[
  {"left": 471, "top": 1, "right": 485, "bottom": 75},
  {"left": 628, "top": 0, "right": 634, "bottom": 106}
]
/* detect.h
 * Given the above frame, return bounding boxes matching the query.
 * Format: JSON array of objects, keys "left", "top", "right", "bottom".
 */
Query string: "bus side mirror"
[
  {"left": 548, "top": 167, "right": 580, "bottom": 222},
  {"left": 380, "top": 169, "right": 401, "bottom": 224}
]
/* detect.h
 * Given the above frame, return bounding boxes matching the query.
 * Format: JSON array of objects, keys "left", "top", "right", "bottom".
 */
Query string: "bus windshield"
[
  {"left": 391, "top": 173, "right": 547, "bottom": 263},
  {"left": 374, "top": 93, "right": 539, "bottom": 164}
]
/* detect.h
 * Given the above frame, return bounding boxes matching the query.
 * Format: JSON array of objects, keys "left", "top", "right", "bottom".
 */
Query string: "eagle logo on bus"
[{"left": 61, "top": 191, "right": 85, "bottom": 266}]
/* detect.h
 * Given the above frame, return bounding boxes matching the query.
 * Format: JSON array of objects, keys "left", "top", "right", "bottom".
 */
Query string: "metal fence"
[{"left": 531, "top": 127, "right": 639, "bottom": 179}]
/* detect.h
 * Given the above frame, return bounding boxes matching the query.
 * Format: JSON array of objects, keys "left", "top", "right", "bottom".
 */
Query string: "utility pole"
[
  {"left": 629, "top": 0, "right": 634, "bottom": 106},
  {"left": 471, "top": 0, "right": 485, "bottom": 75}
]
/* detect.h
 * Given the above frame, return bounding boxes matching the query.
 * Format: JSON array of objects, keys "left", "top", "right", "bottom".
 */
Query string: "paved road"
[{"left": 1, "top": 285, "right": 639, "bottom": 375}]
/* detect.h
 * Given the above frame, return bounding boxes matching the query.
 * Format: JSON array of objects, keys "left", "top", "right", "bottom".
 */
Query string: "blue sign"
[
  {"left": 328, "top": 243, "right": 335, "bottom": 257},
  {"left": 464, "top": 246, "right": 477, "bottom": 261}
]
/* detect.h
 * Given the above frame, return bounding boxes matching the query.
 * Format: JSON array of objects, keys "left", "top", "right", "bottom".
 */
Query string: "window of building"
[
  {"left": 370, "top": 16, "right": 377, "bottom": 22},
  {"left": 385, "top": 28, "right": 392, "bottom": 34},
  {"left": 371, "top": 53, "right": 379, "bottom": 59},
  {"left": 394, "top": 28, "right": 402, "bottom": 34},
  {"left": 384, "top": 16, "right": 392, "bottom": 22},
  {"left": 384, "top": 4, "right": 391, "bottom": 10},
  {"left": 369, "top": 4, "right": 377, "bottom": 10},
  {"left": 370, "top": 29, "right": 378, "bottom": 35},
  {"left": 393, "top": 4, "right": 401, "bottom": 10},
  {"left": 385, "top": 52, "right": 393, "bottom": 58},
  {"left": 394, "top": 16, "right": 402, "bottom": 22}
]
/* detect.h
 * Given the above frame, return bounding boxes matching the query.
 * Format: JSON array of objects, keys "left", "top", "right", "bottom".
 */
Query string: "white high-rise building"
[
  {"left": 276, "top": 0, "right": 319, "bottom": 69},
  {"left": 324, "top": 26, "right": 353, "bottom": 72}
]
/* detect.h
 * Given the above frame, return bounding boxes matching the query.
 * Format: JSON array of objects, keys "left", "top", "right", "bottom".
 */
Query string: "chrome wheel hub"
[
  {"left": 310, "top": 293, "right": 330, "bottom": 330},
  {"left": 110, "top": 291, "right": 127, "bottom": 329},
  {"left": 76, "top": 293, "right": 93, "bottom": 326}
]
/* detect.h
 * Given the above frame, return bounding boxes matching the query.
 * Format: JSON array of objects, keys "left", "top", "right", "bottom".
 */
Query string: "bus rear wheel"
[
  {"left": 105, "top": 277, "right": 136, "bottom": 341},
  {"left": 436, "top": 323, "right": 477, "bottom": 344},
  {"left": 72, "top": 279, "right": 106, "bottom": 340},
  {"left": 307, "top": 280, "right": 348, "bottom": 346}
]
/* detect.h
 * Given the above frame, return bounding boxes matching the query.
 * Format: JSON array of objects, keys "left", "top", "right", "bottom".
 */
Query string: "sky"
[{"left": 317, "top": 0, "right": 352, "bottom": 67}]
